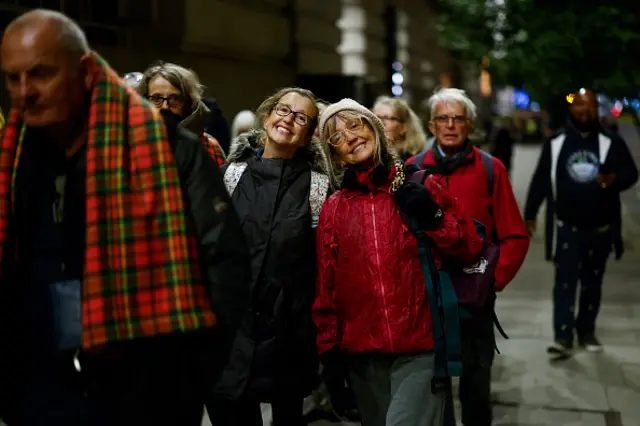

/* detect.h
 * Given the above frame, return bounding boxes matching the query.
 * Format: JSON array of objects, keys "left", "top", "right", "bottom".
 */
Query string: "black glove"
[{"left": 393, "top": 182, "right": 443, "bottom": 231}]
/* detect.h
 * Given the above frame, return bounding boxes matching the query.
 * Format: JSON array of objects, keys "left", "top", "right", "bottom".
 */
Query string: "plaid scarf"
[{"left": 0, "top": 53, "right": 215, "bottom": 349}]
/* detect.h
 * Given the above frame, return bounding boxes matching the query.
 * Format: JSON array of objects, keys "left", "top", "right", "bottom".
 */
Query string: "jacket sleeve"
[
  {"left": 173, "top": 127, "right": 251, "bottom": 362},
  {"left": 608, "top": 134, "right": 638, "bottom": 192},
  {"left": 423, "top": 176, "right": 484, "bottom": 265},
  {"left": 201, "top": 133, "right": 227, "bottom": 167},
  {"left": 524, "top": 139, "right": 552, "bottom": 221},
  {"left": 491, "top": 158, "right": 530, "bottom": 291},
  {"left": 312, "top": 196, "right": 341, "bottom": 355}
]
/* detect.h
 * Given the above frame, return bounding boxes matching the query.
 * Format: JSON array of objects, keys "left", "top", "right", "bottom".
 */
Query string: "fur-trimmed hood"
[{"left": 227, "top": 129, "right": 336, "bottom": 187}]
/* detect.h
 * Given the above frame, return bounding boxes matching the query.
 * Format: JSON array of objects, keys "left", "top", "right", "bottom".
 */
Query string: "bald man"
[
  {"left": 524, "top": 88, "right": 638, "bottom": 359},
  {"left": 0, "top": 9, "right": 249, "bottom": 426}
]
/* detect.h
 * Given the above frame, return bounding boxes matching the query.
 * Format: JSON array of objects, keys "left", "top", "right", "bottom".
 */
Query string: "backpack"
[
  {"left": 404, "top": 156, "right": 508, "bottom": 388},
  {"left": 222, "top": 162, "right": 329, "bottom": 228}
]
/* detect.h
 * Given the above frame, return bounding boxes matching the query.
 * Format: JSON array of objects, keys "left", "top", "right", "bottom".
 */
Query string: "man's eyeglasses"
[
  {"left": 147, "top": 94, "right": 184, "bottom": 108},
  {"left": 433, "top": 115, "right": 468, "bottom": 126},
  {"left": 328, "top": 117, "right": 364, "bottom": 146},
  {"left": 274, "top": 103, "right": 313, "bottom": 126}
]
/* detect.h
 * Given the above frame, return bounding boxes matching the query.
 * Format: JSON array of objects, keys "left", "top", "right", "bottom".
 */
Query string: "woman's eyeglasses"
[
  {"left": 147, "top": 94, "right": 184, "bottom": 108},
  {"left": 274, "top": 103, "right": 312, "bottom": 126},
  {"left": 433, "top": 115, "right": 468, "bottom": 126},
  {"left": 328, "top": 117, "right": 364, "bottom": 146}
]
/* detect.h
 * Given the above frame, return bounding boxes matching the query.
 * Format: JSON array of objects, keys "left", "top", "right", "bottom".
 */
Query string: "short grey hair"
[
  {"left": 427, "top": 88, "right": 477, "bottom": 120},
  {"left": 6, "top": 9, "right": 89, "bottom": 58}
]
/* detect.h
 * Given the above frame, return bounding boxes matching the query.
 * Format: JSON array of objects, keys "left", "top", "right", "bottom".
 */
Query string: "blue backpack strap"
[
  {"left": 410, "top": 219, "right": 463, "bottom": 381},
  {"left": 479, "top": 151, "right": 494, "bottom": 197},
  {"left": 411, "top": 149, "right": 429, "bottom": 169}
]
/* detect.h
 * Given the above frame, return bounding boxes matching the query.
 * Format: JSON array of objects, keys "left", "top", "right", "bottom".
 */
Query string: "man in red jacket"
[{"left": 408, "top": 88, "right": 530, "bottom": 426}]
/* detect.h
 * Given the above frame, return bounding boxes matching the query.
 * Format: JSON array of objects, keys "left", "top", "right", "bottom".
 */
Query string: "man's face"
[
  {"left": 427, "top": 101, "right": 473, "bottom": 152},
  {"left": 569, "top": 90, "right": 598, "bottom": 129},
  {"left": 1, "top": 23, "right": 90, "bottom": 127}
]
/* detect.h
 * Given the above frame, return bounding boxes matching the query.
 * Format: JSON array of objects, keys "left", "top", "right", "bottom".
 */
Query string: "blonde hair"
[
  {"left": 324, "top": 110, "right": 400, "bottom": 184},
  {"left": 374, "top": 96, "right": 428, "bottom": 157},
  {"left": 138, "top": 62, "right": 205, "bottom": 116}
]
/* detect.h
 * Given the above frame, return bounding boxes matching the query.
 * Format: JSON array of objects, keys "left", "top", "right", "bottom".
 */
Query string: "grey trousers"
[{"left": 348, "top": 352, "right": 445, "bottom": 426}]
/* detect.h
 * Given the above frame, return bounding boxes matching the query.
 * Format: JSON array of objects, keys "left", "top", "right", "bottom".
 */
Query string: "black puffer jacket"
[{"left": 214, "top": 130, "right": 331, "bottom": 402}]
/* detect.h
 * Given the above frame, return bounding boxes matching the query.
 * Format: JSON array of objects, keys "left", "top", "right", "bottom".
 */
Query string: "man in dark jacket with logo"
[
  {"left": 408, "top": 88, "right": 530, "bottom": 426},
  {"left": 525, "top": 88, "right": 638, "bottom": 357}
]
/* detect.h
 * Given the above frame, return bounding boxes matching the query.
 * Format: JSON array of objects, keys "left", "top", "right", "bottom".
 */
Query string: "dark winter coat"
[{"left": 214, "top": 130, "right": 331, "bottom": 402}]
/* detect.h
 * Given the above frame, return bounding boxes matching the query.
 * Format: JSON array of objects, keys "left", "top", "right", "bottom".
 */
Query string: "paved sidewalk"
[{"left": 488, "top": 239, "right": 640, "bottom": 426}]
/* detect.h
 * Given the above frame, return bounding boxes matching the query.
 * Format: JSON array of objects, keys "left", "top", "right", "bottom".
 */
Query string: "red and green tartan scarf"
[{"left": 0, "top": 53, "right": 215, "bottom": 349}]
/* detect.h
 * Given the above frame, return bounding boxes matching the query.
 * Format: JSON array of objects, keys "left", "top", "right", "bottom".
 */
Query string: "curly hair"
[
  {"left": 137, "top": 62, "right": 205, "bottom": 116},
  {"left": 374, "top": 96, "right": 428, "bottom": 157}
]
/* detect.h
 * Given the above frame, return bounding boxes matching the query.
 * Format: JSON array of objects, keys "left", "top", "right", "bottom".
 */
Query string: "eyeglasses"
[
  {"left": 147, "top": 94, "right": 184, "bottom": 108},
  {"left": 328, "top": 117, "right": 364, "bottom": 146},
  {"left": 433, "top": 115, "right": 468, "bottom": 126},
  {"left": 377, "top": 115, "right": 404, "bottom": 124},
  {"left": 274, "top": 103, "right": 313, "bottom": 126}
]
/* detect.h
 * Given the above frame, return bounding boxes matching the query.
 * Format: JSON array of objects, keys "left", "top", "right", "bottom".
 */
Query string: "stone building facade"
[{"left": 0, "top": 0, "right": 462, "bottom": 121}]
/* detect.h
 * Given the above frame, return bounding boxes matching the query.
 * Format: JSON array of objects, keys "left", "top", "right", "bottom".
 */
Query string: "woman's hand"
[{"left": 393, "top": 182, "right": 443, "bottom": 230}]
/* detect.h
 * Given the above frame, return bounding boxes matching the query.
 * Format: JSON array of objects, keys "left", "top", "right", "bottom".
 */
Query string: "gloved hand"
[{"left": 393, "top": 182, "right": 443, "bottom": 231}]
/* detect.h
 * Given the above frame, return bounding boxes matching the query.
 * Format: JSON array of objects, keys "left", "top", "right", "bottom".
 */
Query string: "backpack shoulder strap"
[
  {"left": 412, "top": 149, "right": 429, "bottom": 168},
  {"left": 410, "top": 220, "right": 462, "bottom": 380},
  {"left": 223, "top": 162, "right": 248, "bottom": 196},
  {"left": 310, "top": 171, "right": 330, "bottom": 228},
  {"left": 479, "top": 150, "right": 494, "bottom": 197}
]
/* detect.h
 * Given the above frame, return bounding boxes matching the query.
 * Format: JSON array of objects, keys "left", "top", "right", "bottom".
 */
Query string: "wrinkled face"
[
  {"left": 569, "top": 90, "right": 597, "bottom": 128},
  {"left": 147, "top": 76, "right": 185, "bottom": 117},
  {"left": 328, "top": 114, "right": 377, "bottom": 166},
  {"left": 263, "top": 92, "right": 317, "bottom": 149},
  {"left": 374, "top": 103, "right": 407, "bottom": 144},
  {"left": 428, "top": 101, "right": 473, "bottom": 151},
  {"left": 1, "top": 23, "right": 92, "bottom": 128}
]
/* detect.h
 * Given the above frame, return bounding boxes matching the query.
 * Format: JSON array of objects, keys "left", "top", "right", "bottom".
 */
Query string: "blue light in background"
[
  {"left": 530, "top": 101, "right": 540, "bottom": 112},
  {"left": 512, "top": 89, "right": 530, "bottom": 109}
]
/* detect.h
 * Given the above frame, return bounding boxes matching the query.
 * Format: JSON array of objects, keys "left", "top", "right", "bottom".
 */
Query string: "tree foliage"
[{"left": 435, "top": 0, "right": 640, "bottom": 106}]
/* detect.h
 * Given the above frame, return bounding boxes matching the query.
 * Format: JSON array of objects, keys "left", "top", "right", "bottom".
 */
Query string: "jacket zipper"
[{"left": 370, "top": 193, "right": 394, "bottom": 351}]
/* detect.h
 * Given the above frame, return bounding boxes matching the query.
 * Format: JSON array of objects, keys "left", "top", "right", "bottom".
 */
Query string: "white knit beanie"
[{"left": 319, "top": 98, "right": 387, "bottom": 145}]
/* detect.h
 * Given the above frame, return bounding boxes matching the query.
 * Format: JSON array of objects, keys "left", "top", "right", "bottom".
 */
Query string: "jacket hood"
[
  {"left": 180, "top": 100, "right": 211, "bottom": 136},
  {"left": 227, "top": 129, "right": 333, "bottom": 179}
]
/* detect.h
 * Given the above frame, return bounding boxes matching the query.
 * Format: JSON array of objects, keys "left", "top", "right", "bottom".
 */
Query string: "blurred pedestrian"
[
  {"left": 373, "top": 96, "right": 428, "bottom": 161},
  {"left": 525, "top": 88, "right": 638, "bottom": 357}
]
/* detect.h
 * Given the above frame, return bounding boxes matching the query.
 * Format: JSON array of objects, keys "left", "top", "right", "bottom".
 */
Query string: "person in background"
[
  {"left": 315, "top": 98, "right": 483, "bottom": 426},
  {"left": 231, "top": 109, "right": 256, "bottom": 139},
  {"left": 373, "top": 96, "right": 428, "bottom": 161},
  {"left": 137, "top": 62, "right": 226, "bottom": 167},
  {"left": 0, "top": 9, "right": 249, "bottom": 425},
  {"left": 209, "top": 87, "right": 334, "bottom": 426},
  {"left": 122, "top": 71, "right": 142, "bottom": 90},
  {"left": 408, "top": 88, "right": 530, "bottom": 426},
  {"left": 525, "top": 88, "right": 638, "bottom": 357}
]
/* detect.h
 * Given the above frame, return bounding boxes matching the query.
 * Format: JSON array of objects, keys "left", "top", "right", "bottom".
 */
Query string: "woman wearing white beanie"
[{"left": 312, "top": 99, "right": 483, "bottom": 426}]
